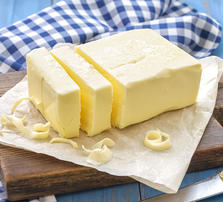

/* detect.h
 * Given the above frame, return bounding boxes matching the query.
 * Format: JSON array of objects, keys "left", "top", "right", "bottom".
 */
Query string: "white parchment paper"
[{"left": 0, "top": 56, "right": 222, "bottom": 193}]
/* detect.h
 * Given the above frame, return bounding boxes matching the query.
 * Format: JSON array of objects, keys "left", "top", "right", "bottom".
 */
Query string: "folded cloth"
[{"left": 0, "top": 0, "right": 221, "bottom": 74}]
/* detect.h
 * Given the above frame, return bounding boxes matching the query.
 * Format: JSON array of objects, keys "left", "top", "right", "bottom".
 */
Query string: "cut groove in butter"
[
  {"left": 76, "top": 29, "right": 202, "bottom": 129},
  {"left": 26, "top": 47, "right": 80, "bottom": 138},
  {"left": 50, "top": 137, "right": 78, "bottom": 149},
  {"left": 50, "top": 46, "right": 112, "bottom": 137},
  {"left": 1, "top": 115, "right": 50, "bottom": 139},
  {"left": 144, "top": 130, "right": 171, "bottom": 151}
]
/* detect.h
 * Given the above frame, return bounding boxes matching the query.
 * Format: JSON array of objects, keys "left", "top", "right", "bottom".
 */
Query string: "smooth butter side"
[
  {"left": 76, "top": 29, "right": 202, "bottom": 128},
  {"left": 26, "top": 47, "right": 80, "bottom": 138},
  {"left": 50, "top": 46, "right": 112, "bottom": 136}
]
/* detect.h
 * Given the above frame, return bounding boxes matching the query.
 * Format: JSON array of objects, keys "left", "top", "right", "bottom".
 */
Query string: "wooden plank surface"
[
  {"left": 0, "top": 144, "right": 135, "bottom": 201},
  {"left": 1, "top": 71, "right": 223, "bottom": 201}
]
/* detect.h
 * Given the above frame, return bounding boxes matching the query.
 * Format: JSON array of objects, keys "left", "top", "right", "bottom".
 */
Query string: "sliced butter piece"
[
  {"left": 26, "top": 47, "right": 80, "bottom": 138},
  {"left": 50, "top": 46, "right": 112, "bottom": 136},
  {"left": 76, "top": 29, "right": 202, "bottom": 128}
]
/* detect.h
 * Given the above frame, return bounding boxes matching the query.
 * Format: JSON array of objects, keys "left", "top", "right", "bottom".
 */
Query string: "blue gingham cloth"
[
  {"left": 0, "top": 0, "right": 221, "bottom": 201},
  {"left": 0, "top": 0, "right": 221, "bottom": 74},
  {"left": 0, "top": 182, "right": 7, "bottom": 202}
]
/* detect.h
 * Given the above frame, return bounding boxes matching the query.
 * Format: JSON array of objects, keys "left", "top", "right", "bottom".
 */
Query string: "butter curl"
[
  {"left": 82, "top": 137, "right": 115, "bottom": 165},
  {"left": 144, "top": 130, "right": 171, "bottom": 151},
  {"left": 50, "top": 137, "right": 78, "bottom": 149},
  {"left": 1, "top": 115, "right": 50, "bottom": 139}
]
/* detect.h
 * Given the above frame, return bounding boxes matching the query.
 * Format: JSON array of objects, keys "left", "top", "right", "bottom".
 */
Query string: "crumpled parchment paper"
[{"left": 0, "top": 56, "right": 222, "bottom": 193}]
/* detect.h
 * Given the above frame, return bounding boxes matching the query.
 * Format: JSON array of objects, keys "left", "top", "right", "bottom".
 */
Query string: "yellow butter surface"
[
  {"left": 51, "top": 46, "right": 112, "bottom": 136},
  {"left": 26, "top": 47, "right": 80, "bottom": 138},
  {"left": 76, "top": 29, "right": 202, "bottom": 128}
]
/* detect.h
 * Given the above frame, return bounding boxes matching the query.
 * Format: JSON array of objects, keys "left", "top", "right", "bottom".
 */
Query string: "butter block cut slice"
[
  {"left": 76, "top": 29, "right": 202, "bottom": 128},
  {"left": 26, "top": 47, "right": 80, "bottom": 138},
  {"left": 50, "top": 46, "right": 112, "bottom": 136}
]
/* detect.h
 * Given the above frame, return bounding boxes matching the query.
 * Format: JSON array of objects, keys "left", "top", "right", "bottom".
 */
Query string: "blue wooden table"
[{"left": 0, "top": 0, "right": 223, "bottom": 201}]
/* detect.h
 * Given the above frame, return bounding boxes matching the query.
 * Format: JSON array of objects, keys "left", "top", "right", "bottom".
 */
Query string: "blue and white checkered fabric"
[
  {"left": 0, "top": 0, "right": 221, "bottom": 74},
  {"left": 0, "top": 0, "right": 221, "bottom": 201},
  {"left": 0, "top": 182, "right": 7, "bottom": 202}
]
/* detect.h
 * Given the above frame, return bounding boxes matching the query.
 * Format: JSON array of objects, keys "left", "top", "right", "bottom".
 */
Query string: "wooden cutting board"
[{"left": 1, "top": 71, "right": 223, "bottom": 201}]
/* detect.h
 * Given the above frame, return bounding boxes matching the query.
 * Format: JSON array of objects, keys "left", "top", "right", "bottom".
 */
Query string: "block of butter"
[
  {"left": 26, "top": 47, "right": 80, "bottom": 138},
  {"left": 76, "top": 29, "right": 202, "bottom": 128},
  {"left": 51, "top": 46, "right": 112, "bottom": 136}
]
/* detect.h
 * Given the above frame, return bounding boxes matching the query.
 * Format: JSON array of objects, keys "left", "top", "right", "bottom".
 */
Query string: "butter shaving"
[
  {"left": 34, "top": 122, "right": 51, "bottom": 132},
  {"left": 220, "top": 171, "right": 223, "bottom": 180},
  {"left": 32, "top": 122, "right": 51, "bottom": 139},
  {"left": 144, "top": 130, "right": 171, "bottom": 151},
  {"left": 0, "top": 97, "right": 50, "bottom": 139},
  {"left": 1, "top": 115, "right": 50, "bottom": 139},
  {"left": 87, "top": 145, "right": 112, "bottom": 166},
  {"left": 82, "top": 138, "right": 115, "bottom": 165},
  {"left": 82, "top": 145, "right": 93, "bottom": 155},
  {"left": 11, "top": 97, "right": 32, "bottom": 113},
  {"left": 92, "top": 137, "right": 115, "bottom": 149},
  {"left": 50, "top": 137, "right": 78, "bottom": 149},
  {"left": 0, "top": 129, "right": 18, "bottom": 135},
  {"left": 1, "top": 114, "right": 25, "bottom": 127}
]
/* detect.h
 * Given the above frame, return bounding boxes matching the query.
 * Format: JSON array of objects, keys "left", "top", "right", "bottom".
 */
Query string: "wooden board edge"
[
  {"left": 188, "top": 145, "right": 223, "bottom": 172},
  {"left": 0, "top": 150, "right": 135, "bottom": 201},
  {"left": 5, "top": 172, "right": 134, "bottom": 201}
]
